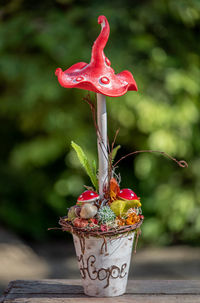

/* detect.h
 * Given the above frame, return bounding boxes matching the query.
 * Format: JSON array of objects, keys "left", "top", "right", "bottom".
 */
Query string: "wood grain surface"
[{"left": 1, "top": 279, "right": 200, "bottom": 303}]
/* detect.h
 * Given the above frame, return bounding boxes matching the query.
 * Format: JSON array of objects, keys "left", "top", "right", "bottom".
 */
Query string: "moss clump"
[{"left": 97, "top": 206, "right": 116, "bottom": 224}]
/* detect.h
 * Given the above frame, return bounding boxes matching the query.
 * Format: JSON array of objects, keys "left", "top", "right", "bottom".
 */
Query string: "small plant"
[
  {"left": 71, "top": 141, "right": 98, "bottom": 191},
  {"left": 97, "top": 206, "right": 116, "bottom": 224}
]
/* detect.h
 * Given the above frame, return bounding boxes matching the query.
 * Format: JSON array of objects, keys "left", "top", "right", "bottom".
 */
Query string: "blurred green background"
[{"left": 0, "top": 0, "right": 199, "bottom": 246}]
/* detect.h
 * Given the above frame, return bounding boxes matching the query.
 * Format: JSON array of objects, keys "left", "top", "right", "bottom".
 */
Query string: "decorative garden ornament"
[
  {"left": 54, "top": 16, "right": 142, "bottom": 296},
  {"left": 77, "top": 190, "right": 99, "bottom": 204},
  {"left": 55, "top": 15, "right": 137, "bottom": 97},
  {"left": 55, "top": 15, "right": 138, "bottom": 199},
  {"left": 53, "top": 14, "right": 187, "bottom": 298},
  {"left": 118, "top": 188, "right": 139, "bottom": 201}
]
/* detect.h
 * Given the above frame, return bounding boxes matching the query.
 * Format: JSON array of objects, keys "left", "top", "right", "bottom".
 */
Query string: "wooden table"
[{"left": 1, "top": 279, "right": 200, "bottom": 302}]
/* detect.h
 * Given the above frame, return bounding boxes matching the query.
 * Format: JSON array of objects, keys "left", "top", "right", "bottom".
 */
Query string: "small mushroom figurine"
[
  {"left": 77, "top": 190, "right": 99, "bottom": 205},
  {"left": 118, "top": 188, "right": 139, "bottom": 201},
  {"left": 110, "top": 188, "right": 141, "bottom": 217}
]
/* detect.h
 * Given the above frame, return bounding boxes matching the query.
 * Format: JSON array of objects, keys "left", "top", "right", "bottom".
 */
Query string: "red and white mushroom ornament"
[
  {"left": 77, "top": 190, "right": 99, "bottom": 204},
  {"left": 77, "top": 191, "right": 99, "bottom": 219},
  {"left": 118, "top": 188, "right": 139, "bottom": 201},
  {"left": 55, "top": 15, "right": 138, "bottom": 199}
]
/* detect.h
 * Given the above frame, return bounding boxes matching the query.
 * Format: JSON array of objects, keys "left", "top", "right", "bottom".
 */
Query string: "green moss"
[{"left": 97, "top": 206, "right": 116, "bottom": 224}]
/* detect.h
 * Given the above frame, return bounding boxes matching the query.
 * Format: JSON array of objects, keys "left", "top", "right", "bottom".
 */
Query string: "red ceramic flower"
[{"left": 55, "top": 15, "right": 137, "bottom": 97}]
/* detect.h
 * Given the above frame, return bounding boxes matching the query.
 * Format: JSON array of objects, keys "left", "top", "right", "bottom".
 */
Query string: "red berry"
[{"left": 90, "top": 218, "right": 98, "bottom": 225}]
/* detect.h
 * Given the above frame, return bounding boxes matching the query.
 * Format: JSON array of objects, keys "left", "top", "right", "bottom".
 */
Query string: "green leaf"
[
  {"left": 92, "top": 159, "right": 97, "bottom": 175},
  {"left": 110, "top": 199, "right": 141, "bottom": 216},
  {"left": 112, "top": 145, "right": 121, "bottom": 162},
  {"left": 71, "top": 141, "right": 98, "bottom": 191}
]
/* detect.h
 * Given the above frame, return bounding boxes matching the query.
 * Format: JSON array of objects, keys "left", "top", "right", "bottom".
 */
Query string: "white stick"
[{"left": 97, "top": 93, "right": 108, "bottom": 199}]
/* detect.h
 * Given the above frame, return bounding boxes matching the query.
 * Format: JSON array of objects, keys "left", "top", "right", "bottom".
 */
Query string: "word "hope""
[{"left": 77, "top": 254, "right": 127, "bottom": 288}]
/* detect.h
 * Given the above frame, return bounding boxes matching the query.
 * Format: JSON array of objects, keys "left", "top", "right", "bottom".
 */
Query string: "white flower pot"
[{"left": 73, "top": 232, "right": 135, "bottom": 297}]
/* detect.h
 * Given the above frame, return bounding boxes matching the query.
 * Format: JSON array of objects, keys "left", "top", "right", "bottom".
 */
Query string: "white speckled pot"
[{"left": 73, "top": 232, "right": 135, "bottom": 297}]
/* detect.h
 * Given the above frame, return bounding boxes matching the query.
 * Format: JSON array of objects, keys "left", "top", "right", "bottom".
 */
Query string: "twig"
[{"left": 113, "top": 149, "right": 188, "bottom": 168}]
